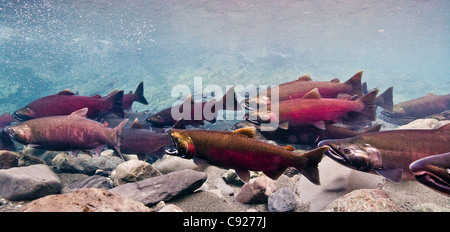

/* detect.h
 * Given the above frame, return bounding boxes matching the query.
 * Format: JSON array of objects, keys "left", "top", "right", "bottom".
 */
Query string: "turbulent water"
[{"left": 0, "top": 0, "right": 449, "bottom": 114}]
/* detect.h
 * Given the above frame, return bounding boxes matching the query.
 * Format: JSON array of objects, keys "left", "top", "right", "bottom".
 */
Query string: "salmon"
[
  {"left": 165, "top": 120, "right": 328, "bottom": 185},
  {"left": 5, "top": 108, "right": 128, "bottom": 158},
  {"left": 409, "top": 153, "right": 450, "bottom": 196}
]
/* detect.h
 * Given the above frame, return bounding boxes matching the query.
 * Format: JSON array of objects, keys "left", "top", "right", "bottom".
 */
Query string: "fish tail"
[
  {"left": 112, "top": 118, "right": 128, "bottom": 160},
  {"left": 105, "top": 90, "right": 125, "bottom": 118},
  {"left": 134, "top": 81, "right": 149, "bottom": 105},
  {"left": 356, "top": 89, "right": 378, "bottom": 121},
  {"left": 291, "top": 146, "right": 327, "bottom": 185},
  {"left": 375, "top": 87, "right": 394, "bottom": 112},
  {"left": 344, "top": 71, "right": 363, "bottom": 97}
]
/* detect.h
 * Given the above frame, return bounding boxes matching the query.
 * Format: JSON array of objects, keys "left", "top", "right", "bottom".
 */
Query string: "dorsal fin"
[
  {"left": 330, "top": 78, "right": 340, "bottom": 83},
  {"left": 92, "top": 94, "right": 101, "bottom": 99},
  {"left": 57, "top": 89, "right": 75, "bottom": 95},
  {"left": 303, "top": 88, "right": 322, "bottom": 99},
  {"left": 70, "top": 108, "right": 88, "bottom": 117},
  {"left": 131, "top": 118, "right": 143, "bottom": 129},
  {"left": 173, "top": 119, "right": 186, "bottom": 129},
  {"left": 283, "top": 145, "right": 295, "bottom": 151},
  {"left": 233, "top": 127, "right": 256, "bottom": 138},
  {"left": 425, "top": 92, "right": 436, "bottom": 97},
  {"left": 296, "top": 74, "right": 312, "bottom": 81}
]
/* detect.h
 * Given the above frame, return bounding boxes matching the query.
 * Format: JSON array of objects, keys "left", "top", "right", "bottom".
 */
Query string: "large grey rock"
[
  {"left": 111, "top": 160, "right": 161, "bottom": 186},
  {"left": 322, "top": 189, "right": 405, "bottom": 212},
  {"left": 21, "top": 188, "right": 152, "bottom": 212},
  {"left": 110, "top": 169, "right": 207, "bottom": 206},
  {"left": 51, "top": 152, "right": 123, "bottom": 175},
  {"left": 0, "top": 164, "right": 62, "bottom": 201}
]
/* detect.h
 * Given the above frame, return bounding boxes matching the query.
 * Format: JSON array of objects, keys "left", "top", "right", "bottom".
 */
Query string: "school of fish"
[{"left": 1, "top": 72, "right": 449, "bottom": 196}]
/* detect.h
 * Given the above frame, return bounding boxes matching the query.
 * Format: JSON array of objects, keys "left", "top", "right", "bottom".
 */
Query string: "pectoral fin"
[
  {"left": 235, "top": 168, "right": 251, "bottom": 183},
  {"left": 263, "top": 168, "right": 286, "bottom": 180},
  {"left": 375, "top": 168, "right": 403, "bottom": 183}
]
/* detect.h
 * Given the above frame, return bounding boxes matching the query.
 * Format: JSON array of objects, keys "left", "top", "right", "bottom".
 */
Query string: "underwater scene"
[{"left": 0, "top": 0, "right": 449, "bottom": 213}]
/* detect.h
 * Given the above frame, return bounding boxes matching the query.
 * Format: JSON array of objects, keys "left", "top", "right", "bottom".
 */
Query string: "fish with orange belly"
[{"left": 165, "top": 120, "right": 328, "bottom": 185}]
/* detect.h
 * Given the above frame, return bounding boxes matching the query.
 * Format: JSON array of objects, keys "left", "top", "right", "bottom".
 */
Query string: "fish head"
[
  {"left": 318, "top": 138, "right": 381, "bottom": 172},
  {"left": 12, "top": 107, "right": 35, "bottom": 121},
  {"left": 244, "top": 96, "right": 270, "bottom": 110},
  {"left": 145, "top": 114, "right": 170, "bottom": 128},
  {"left": 3, "top": 124, "right": 32, "bottom": 144},
  {"left": 245, "top": 110, "right": 278, "bottom": 125},
  {"left": 409, "top": 153, "right": 450, "bottom": 196},
  {"left": 165, "top": 129, "right": 196, "bottom": 159}
]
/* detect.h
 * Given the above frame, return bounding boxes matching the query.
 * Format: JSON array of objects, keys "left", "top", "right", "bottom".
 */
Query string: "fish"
[
  {"left": 146, "top": 86, "right": 239, "bottom": 128},
  {"left": 165, "top": 119, "right": 328, "bottom": 185},
  {"left": 380, "top": 92, "right": 450, "bottom": 125},
  {"left": 118, "top": 119, "right": 172, "bottom": 160},
  {"left": 245, "top": 71, "right": 363, "bottom": 109},
  {"left": 0, "top": 113, "right": 17, "bottom": 128},
  {"left": 4, "top": 108, "right": 128, "bottom": 158},
  {"left": 247, "top": 88, "right": 378, "bottom": 130},
  {"left": 409, "top": 153, "right": 450, "bottom": 196},
  {"left": 122, "top": 82, "right": 149, "bottom": 111},
  {"left": 12, "top": 89, "right": 125, "bottom": 121},
  {"left": 259, "top": 123, "right": 382, "bottom": 145},
  {"left": 318, "top": 123, "right": 450, "bottom": 182}
]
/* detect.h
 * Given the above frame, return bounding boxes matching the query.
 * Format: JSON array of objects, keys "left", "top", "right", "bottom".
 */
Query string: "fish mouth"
[
  {"left": 414, "top": 172, "right": 450, "bottom": 196},
  {"left": 244, "top": 115, "right": 260, "bottom": 125},
  {"left": 165, "top": 135, "right": 179, "bottom": 156},
  {"left": 12, "top": 112, "right": 33, "bottom": 122},
  {"left": 318, "top": 141, "right": 353, "bottom": 165}
]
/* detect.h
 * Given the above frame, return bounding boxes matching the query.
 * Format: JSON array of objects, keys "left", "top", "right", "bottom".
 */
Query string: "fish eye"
[{"left": 343, "top": 149, "right": 351, "bottom": 154}]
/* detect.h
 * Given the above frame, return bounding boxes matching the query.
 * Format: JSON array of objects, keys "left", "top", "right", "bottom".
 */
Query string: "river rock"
[
  {"left": 21, "top": 188, "right": 152, "bottom": 212},
  {"left": 111, "top": 160, "right": 161, "bottom": 186},
  {"left": 0, "top": 164, "right": 62, "bottom": 201},
  {"left": 51, "top": 152, "right": 123, "bottom": 175},
  {"left": 110, "top": 169, "right": 207, "bottom": 206},
  {"left": 18, "top": 152, "right": 45, "bottom": 167},
  {"left": 213, "top": 177, "right": 235, "bottom": 196},
  {"left": 322, "top": 189, "right": 405, "bottom": 212},
  {"left": 0, "top": 150, "right": 19, "bottom": 169},
  {"left": 152, "top": 155, "right": 198, "bottom": 174},
  {"left": 396, "top": 118, "right": 450, "bottom": 130},
  {"left": 235, "top": 176, "right": 276, "bottom": 204},
  {"left": 267, "top": 187, "right": 297, "bottom": 212},
  {"left": 158, "top": 204, "right": 183, "bottom": 212},
  {"left": 68, "top": 175, "right": 112, "bottom": 190}
]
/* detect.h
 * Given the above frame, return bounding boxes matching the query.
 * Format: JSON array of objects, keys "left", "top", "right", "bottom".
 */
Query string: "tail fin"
[
  {"left": 105, "top": 90, "right": 125, "bottom": 118},
  {"left": 344, "top": 71, "right": 363, "bottom": 97},
  {"left": 0, "top": 129, "right": 16, "bottom": 151},
  {"left": 375, "top": 87, "right": 393, "bottom": 112},
  {"left": 134, "top": 81, "right": 149, "bottom": 105},
  {"left": 291, "top": 146, "right": 327, "bottom": 185},
  {"left": 356, "top": 89, "right": 378, "bottom": 121},
  {"left": 112, "top": 119, "right": 128, "bottom": 160},
  {"left": 220, "top": 86, "right": 240, "bottom": 111}
]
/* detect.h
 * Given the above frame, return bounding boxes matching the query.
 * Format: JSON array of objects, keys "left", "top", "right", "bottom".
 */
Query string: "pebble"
[
  {"left": 267, "top": 187, "right": 297, "bottom": 212},
  {"left": 213, "top": 177, "right": 235, "bottom": 196},
  {"left": 110, "top": 160, "right": 161, "bottom": 186},
  {"left": 0, "top": 164, "right": 62, "bottom": 201},
  {"left": 51, "top": 152, "right": 123, "bottom": 175},
  {"left": 235, "top": 176, "right": 276, "bottom": 204},
  {"left": 21, "top": 188, "right": 152, "bottom": 212}
]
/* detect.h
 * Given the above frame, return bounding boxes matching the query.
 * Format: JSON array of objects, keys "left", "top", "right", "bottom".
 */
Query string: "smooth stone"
[
  {"left": 267, "top": 187, "right": 297, "bottom": 212},
  {"left": 0, "top": 164, "right": 62, "bottom": 201},
  {"left": 235, "top": 176, "right": 276, "bottom": 204},
  {"left": 51, "top": 152, "right": 123, "bottom": 175},
  {"left": 213, "top": 177, "right": 235, "bottom": 196},
  {"left": 111, "top": 160, "right": 161, "bottom": 186},
  {"left": 0, "top": 150, "right": 19, "bottom": 169}
]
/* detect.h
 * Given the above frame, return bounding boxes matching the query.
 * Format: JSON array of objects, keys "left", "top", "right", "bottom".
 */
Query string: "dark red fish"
[
  {"left": 122, "top": 82, "right": 149, "bottom": 111},
  {"left": 247, "top": 88, "right": 378, "bottom": 130},
  {"left": 409, "top": 153, "right": 450, "bottom": 197},
  {"left": 119, "top": 119, "right": 172, "bottom": 160},
  {"left": 13, "top": 89, "right": 125, "bottom": 121},
  {"left": 5, "top": 108, "right": 128, "bottom": 158},
  {"left": 380, "top": 92, "right": 450, "bottom": 125},
  {"left": 146, "top": 86, "right": 239, "bottom": 128}
]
